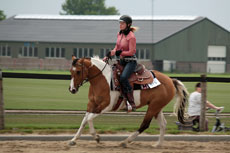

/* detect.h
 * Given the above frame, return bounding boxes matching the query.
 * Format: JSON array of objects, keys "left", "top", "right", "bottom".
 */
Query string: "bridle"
[{"left": 73, "top": 58, "right": 108, "bottom": 89}]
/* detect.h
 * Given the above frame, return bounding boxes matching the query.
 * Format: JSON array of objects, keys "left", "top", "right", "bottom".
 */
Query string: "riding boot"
[{"left": 126, "top": 90, "right": 136, "bottom": 111}]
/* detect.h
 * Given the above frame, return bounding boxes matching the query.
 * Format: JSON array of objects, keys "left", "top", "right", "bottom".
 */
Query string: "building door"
[{"left": 207, "top": 46, "right": 226, "bottom": 73}]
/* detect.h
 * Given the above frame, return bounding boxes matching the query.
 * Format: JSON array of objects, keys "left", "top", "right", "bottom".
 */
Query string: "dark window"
[
  {"left": 73, "top": 48, "right": 78, "bottom": 57},
  {"left": 140, "top": 49, "right": 144, "bottom": 59},
  {"left": 23, "top": 47, "right": 27, "bottom": 56},
  {"left": 146, "top": 49, "right": 150, "bottom": 59},
  {"left": 45, "top": 48, "right": 49, "bottom": 57},
  {"left": 51, "top": 48, "right": 55, "bottom": 57},
  {"left": 19, "top": 48, "right": 22, "bottom": 56},
  {"left": 89, "top": 48, "right": 94, "bottom": 57},
  {"left": 61, "top": 48, "right": 65, "bottom": 57},
  {"left": 29, "top": 47, "right": 33, "bottom": 56},
  {"left": 7, "top": 47, "right": 11, "bottom": 56},
  {"left": 34, "top": 47, "right": 38, "bottom": 57},
  {"left": 79, "top": 48, "right": 82, "bottom": 58},
  {"left": 106, "top": 49, "right": 110, "bottom": 55},
  {"left": 84, "top": 48, "right": 88, "bottom": 57},
  {"left": 136, "top": 49, "right": 139, "bottom": 59},
  {"left": 56, "top": 48, "right": 60, "bottom": 57},
  {"left": 2, "top": 46, "right": 6, "bottom": 56},
  {"left": 99, "top": 48, "right": 104, "bottom": 58}
]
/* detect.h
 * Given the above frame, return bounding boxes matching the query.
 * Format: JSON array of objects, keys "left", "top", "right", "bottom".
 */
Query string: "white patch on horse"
[
  {"left": 101, "top": 91, "right": 120, "bottom": 113},
  {"left": 70, "top": 78, "right": 75, "bottom": 91},
  {"left": 72, "top": 67, "right": 76, "bottom": 71},
  {"left": 91, "top": 57, "right": 111, "bottom": 86}
]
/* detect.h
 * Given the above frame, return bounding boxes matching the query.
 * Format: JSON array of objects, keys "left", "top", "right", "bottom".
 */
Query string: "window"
[
  {"left": 89, "top": 48, "right": 94, "bottom": 57},
  {"left": 100, "top": 48, "right": 105, "bottom": 58},
  {"left": 73, "top": 48, "right": 94, "bottom": 58},
  {"left": 45, "top": 48, "right": 50, "bottom": 57},
  {"left": 136, "top": 48, "right": 151, "bottom": 60},
  {"left": 45, "top": 47, "right": 65, "bottom": 58},
  {"left": 208, "top": 57, "right": 226, "bottom": 61},
  {"left": 79, "top": 48, "right": 82, "bottom": 58},
  {"left": 0, "top": 44, "right": 11, "bottom": 57},
  {"left": 34, "top": 48, "right": 38, "bottom": 57},
  {"left": 61, "top": 48, "right": 65, "bottom": 57},
  {"left": 99, "top": 48, "right": 112, "bottom": 58},
  {"left": 19, "top": 43, "right": 38, "bottom": 58}
]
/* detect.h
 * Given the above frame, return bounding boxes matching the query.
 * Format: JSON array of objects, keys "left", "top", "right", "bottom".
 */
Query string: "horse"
[{"left": 69, "top": 56, "right": 189, "bottom": 147}]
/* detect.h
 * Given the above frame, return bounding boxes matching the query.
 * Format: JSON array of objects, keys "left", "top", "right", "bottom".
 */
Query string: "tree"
[
  {"left": 0, "top": 10, "right": 6, "bottom": 21},
  {"left": 61, "top": 0, "right": 119, "bottom": 15}
]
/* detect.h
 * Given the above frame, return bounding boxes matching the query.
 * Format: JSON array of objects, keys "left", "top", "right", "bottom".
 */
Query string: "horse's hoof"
[
  {"left": 120, "top": 142, "right": 127, "bottom": 148},
  {"left": 153, "top": 143, "right": 161, "bottom": 148},
  {"left": 95, "top": 135, "right": 100, "bottom": 143},
  {"left": 69, "top": 141, "right": 76, "bottom": 146}
]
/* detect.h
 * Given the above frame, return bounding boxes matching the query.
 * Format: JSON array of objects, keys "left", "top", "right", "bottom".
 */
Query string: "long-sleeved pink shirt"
[{"left": 111, "top": 31, "right": 136, "bottom": 57}]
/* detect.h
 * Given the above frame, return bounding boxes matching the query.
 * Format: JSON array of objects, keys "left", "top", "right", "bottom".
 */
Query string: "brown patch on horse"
[{"left": 84, "top": 60, "right": 110, "bottom": 113}]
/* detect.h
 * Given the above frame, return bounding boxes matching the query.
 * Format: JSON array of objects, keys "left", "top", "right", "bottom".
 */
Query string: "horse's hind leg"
[
  {"left": 120, "top": 107, "right": 154, "bottom": 147},
  {"left": 154, "top": 110, "right": 167, "bottom": 147}
]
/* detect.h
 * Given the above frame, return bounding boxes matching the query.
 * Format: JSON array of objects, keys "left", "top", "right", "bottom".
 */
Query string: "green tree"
[
  {"left": 0, "top": 10, "right": 6, "bottom": 21},
  {"left": 61, "top": 0, "right": 119, "bottom": 15}
]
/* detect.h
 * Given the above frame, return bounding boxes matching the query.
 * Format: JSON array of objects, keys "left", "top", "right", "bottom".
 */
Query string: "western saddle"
[{"left": 113, "top": 62, "right": 154, "bottom": 91}]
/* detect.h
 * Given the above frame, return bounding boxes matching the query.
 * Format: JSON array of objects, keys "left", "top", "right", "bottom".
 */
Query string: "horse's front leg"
[
  {"left": 88, "top": 113, "right": 100, "bottom": 143},
  {"left": 69, "top": 112, "right": 89, "bottom": 146},
  {"left": 69, "top": 112, "right": 100, "bottom": 146}
]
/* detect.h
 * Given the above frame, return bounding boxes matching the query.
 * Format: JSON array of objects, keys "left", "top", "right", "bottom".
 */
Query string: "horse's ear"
[{"left": 72, "top": 55, "right": 76, "bottom": 61}]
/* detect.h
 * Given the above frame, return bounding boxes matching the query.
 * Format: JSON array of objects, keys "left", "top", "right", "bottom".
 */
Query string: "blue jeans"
[{"left": 120, "top": 60, "right": 137, "bottom": 93}]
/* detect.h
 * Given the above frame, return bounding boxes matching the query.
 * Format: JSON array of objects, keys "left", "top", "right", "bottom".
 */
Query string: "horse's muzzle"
[{"left": 69, "top": 87, "right": 78, "bottom": 94}]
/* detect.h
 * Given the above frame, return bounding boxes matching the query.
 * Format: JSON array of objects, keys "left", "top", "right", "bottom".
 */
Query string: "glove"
[
  {"left": 106, "top": 51, "right": 112, "bottom": 59},
  {"left": 115, "top": 50, "right": 122, "bottom": 56}
]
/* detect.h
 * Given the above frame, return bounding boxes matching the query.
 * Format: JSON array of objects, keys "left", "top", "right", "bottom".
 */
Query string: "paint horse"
[{"left": 69, "top": 56, "right": 188, "bottom": 147}]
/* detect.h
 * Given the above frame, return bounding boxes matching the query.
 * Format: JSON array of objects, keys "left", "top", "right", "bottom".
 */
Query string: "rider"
[{"left": 105, "top": 15, "right": 137, "bottom": 111}]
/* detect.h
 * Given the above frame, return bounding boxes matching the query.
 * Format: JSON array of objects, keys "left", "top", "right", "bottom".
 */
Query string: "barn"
[{"left": 0, "top": 15, "right": 229, "bottom": 73}]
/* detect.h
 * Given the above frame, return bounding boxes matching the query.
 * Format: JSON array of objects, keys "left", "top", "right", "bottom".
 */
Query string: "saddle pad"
[{"left": 146, "top": 78, "right": 161, "bottom": 89}]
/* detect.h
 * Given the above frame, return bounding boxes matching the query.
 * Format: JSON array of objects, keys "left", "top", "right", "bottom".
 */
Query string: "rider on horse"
[{"left": 104, "top": 15, "right": 138, "bottom": 111}]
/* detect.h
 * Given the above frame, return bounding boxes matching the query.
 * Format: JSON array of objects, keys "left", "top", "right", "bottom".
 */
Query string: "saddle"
[{"left": 112, "top": 62, "right": 153, "bottom": 90}]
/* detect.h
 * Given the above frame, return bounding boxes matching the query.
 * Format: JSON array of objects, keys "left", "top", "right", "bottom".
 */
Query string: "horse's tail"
[{"left": 172, "top": 79, "right": 189, "bottom": 124}]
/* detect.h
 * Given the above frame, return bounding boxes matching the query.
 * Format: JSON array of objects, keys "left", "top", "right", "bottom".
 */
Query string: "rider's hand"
[
  {"left": 103, "top": 57, "right": 108, "bottom": 62},
  {"left": 115, "top": 50, "right": 122, "bottom": 56}
]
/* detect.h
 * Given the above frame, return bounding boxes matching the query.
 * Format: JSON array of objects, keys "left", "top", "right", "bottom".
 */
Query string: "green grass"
[
  {"left": 3, "top": 78, "right": 230, "bottom": 112},
  {"left": 3, "top": 114, "right": 230, "bottom": 135},
  {"left": 4, "top": 78, "right": 88, "bottom": 110}
]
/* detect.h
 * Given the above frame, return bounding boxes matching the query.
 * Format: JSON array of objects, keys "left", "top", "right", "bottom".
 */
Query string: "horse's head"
[{"left": 69, "top": 56, "right": 90, "bottom": 94}]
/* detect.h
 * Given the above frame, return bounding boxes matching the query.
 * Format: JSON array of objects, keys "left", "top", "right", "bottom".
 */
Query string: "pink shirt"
[{"left": 111, "top": 31, "right": 136, "bottom": 57}]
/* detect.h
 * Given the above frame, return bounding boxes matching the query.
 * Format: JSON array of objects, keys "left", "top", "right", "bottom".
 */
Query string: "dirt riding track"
[{"left": 1, "top": 140, "right": 230, "bottom": 153}]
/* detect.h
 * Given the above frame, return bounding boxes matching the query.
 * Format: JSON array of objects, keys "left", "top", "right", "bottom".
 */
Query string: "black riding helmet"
[{"left": 119, "top": 15, "right": 132, "bottom": 25}]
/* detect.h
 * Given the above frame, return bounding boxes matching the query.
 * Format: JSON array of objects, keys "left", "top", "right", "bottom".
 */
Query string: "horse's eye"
[{"left": 76, "top": 71, "right": 81, "bottom": 75}]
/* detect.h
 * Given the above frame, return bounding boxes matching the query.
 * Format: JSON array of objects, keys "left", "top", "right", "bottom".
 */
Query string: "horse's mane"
[{"left": 90, "top": 56, "right": 111, "bottom": 85}]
